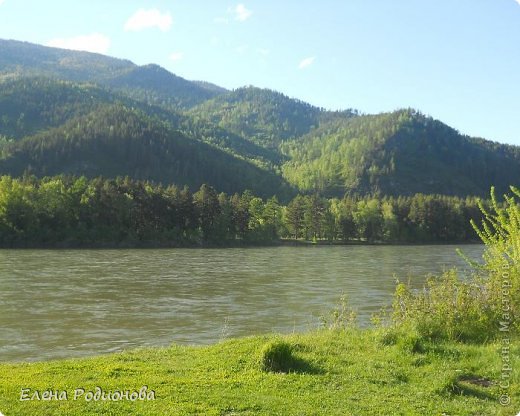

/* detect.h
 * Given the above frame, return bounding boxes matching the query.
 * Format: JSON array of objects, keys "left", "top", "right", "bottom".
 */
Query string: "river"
[{"left": 0, "top": 245, "right": 484, "bottom": 361}]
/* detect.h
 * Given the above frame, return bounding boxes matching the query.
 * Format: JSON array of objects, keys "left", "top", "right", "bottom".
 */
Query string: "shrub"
[
  {"left": 469, "top": 186, "right": 520, "bottom": 333},
  {"left": 390, "top": 186, "right": 520, "bottom": 342},
  {"left": 259, "top": 340, "right": 297, "bottom": 373},
  {"left": 320, "top": 294, "right": 357, "bottom": 330},
  {"left": 392, "top": 270, "right": 494, "bottom": 342},
  {"left": 377, "top": 327, "right": 423, "bottom": 353}
]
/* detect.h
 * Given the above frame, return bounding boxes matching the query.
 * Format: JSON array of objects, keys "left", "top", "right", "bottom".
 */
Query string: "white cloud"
[
  {"left": 0, "top": 0, "right": 5, "bottom": 5},
  {"left": 298, "top": 56, "right": 316, "bottom": 69},
  {"left": 124, "top": 9, "right": 172, "bottom": 32},
  {"left": 232, "top": 4, "right": 252, "bottom": 22},
  {"left": 46, "top": 33, "right": 110, "bottom": 54},
  {"left": 170, "top": 51, "right": 184, "bottom": 62},
  {"left": 515, "top": 0, "right": 520, "bottom": 5}
]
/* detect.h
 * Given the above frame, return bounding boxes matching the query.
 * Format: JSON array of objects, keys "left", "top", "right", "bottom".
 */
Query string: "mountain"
[
  {"left": 0, "top": 76, "right": 284, "bottom": 170},
  {"left": 190, "top": 86, "right": 357, "bottom": 148},
  {"left": 281, "top": 109, "right": 520, "bottom": 197},
  {"left": 0, "top": 38, "right": 518, "bottom": 199},
  {"left": 0, "top": 77, "right": 140, "bottom": 139},
  {"left": 0, "top": 39, "right": 133, "bottom": 82},
  {"left": 104, "top": 64, "right": 224, "bottom": 109},
  {"left": 0, "top": 39, "right": 225, "bottom": 109},
  {"left": 0, "top": 105, "right": 293, "bottom": 198}
]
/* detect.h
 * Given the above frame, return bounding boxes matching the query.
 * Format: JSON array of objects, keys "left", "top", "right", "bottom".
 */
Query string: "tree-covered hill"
[
  {"left": 104, "top": 64, "right": 225, "bottom": 109},
  {"left": 281, "top": 109, "right": 520, "bottom": 197},
  {"left": 0, "top": 77, "right": 123, "bottom": 139},
  {"left": 190, "top": 86, "right": 357, "bottom": 148},
  {"left": 0, "top": 39, "right": 133, "bottom": 82},
  {"left": 0, "top": 76, "right": 284, "bottom": 170},
  {"left": 0, "top": 39, "right": 225, "bottom": 109},
  {"left": 0, "top": 38, "right": 518, "bottom": 199},
  {"left": 0, "top": 105, "right": 294, "bottom": 198}
]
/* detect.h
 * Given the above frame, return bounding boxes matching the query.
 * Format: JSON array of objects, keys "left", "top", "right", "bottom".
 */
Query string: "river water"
[{"left": 0, "top": 245, "right": 484, "bottom": 361}]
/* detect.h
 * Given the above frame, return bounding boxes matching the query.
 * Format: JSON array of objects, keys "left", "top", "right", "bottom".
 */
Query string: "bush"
[
  {"left": 320, "top": 294, "right": 357, "bottom": 330},
  {"left": 470, "top": 186, "right": 520, "bottom": 333},
  {"left": 377, "top": 327, "right": 423, "bottom": 353},
  {"left": 259, "top": 340, "right": 297, "bottom": 373},
  {"left": 392, "top": 270, "right": 494, "bottom": 342},
  {"left": 390, "top": 186, "right": 520, "bottom": 342}
]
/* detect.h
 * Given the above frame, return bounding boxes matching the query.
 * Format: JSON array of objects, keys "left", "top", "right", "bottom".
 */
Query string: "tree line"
[{"left": 0, "top": 175, "right": 486, "bottom": 247}]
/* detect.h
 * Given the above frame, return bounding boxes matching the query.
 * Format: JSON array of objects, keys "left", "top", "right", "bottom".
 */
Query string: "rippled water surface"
[{"left": 0, "top": 245, "right": 484, "bottom": 361}]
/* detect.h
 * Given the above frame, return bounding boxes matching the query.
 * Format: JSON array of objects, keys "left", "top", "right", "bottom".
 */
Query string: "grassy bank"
[{"left": 0, "top": 329, "right": 517, "bottom": 416}]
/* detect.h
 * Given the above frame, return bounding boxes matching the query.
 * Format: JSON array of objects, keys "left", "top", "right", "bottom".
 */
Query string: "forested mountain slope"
[
  {"left": 0, "top": 39, "right": 225, "bottom": 109},
  {"left": 281, "top": 110, "right": 520, "bottom": 197},
  {"left": 0, "top": 76, "right": 283, "bottom": 170},
  {"left": 0, "top": 77, "right": 151, "bottom": 139},
  {"left": 0, "top": 105, "right": 293, "bottom": 198},
  {"left": 0, "top": 39, "right": 518, "bottom": 199},
  {"left": 190, "top": 86, "right": 357, "bottom": 148}
]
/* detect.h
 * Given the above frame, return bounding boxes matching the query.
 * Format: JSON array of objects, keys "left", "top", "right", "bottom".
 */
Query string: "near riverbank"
[{"left": 0, "top": 329, "right": 516, "bottom": 415}]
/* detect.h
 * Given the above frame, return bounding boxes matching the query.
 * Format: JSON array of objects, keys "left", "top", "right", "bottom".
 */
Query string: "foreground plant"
[{"left": 391, "top": 186, "right": 520, "bottom": 342}]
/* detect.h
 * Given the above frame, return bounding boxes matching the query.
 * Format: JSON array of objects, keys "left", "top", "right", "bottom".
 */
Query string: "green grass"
[{"left": 0, "top": 329, "right": 517, "bottom": 415}]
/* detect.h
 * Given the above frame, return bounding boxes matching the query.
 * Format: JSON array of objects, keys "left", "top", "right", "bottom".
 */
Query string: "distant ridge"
[
  {"left": 0, "top": 39, "right": 224, "bottom": 109},
  {"left": 0, "top": 38, "right": 518, "bottom": 198}
]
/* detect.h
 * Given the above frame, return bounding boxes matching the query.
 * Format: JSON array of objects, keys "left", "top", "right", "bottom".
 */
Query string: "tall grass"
[{"left": 391, "top": 186, "right": 519, "bottom": 342}]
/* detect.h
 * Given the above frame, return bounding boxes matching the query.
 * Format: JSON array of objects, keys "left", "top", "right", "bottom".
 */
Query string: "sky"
[{"left": 0, "top": 0, "right": 519, "bottom": 145}]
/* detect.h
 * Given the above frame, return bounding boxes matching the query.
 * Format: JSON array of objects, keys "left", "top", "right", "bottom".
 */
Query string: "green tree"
[
  {"left": 213, "top": 193, "right": 235, "bottom": 242},
  {"left": 231, "top": 191, "right": 253, "bottom": 240},
  {"left": 337, "top": 197, "right": 357, "bottom": 241},
  {"left": 303, "top": 194, "right": 327, "bottom": 240},
  {"left": 353, "top": 199, "right": 382, "bottom": 242},
  {"left": 263, "top": 196, "right": 282, "bottom": 240},
  {"left": 284, "top": 195, "right": 306, "bottom": 239},
  {"left": 381, "top": 199, "right": 399, "bottom": 242},
  {"left": 194, "top": 184, "right": 221, "bottom": 242}
]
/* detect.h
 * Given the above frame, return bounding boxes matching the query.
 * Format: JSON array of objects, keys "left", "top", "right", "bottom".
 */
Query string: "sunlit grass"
[{"left": 0, "top": 329, "right": 516, "bottom": 415}]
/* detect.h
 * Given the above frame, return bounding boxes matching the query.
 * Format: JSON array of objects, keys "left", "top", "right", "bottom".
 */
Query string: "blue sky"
[{"left": 0, "top": 0, "right": 519, "bottom": 145}]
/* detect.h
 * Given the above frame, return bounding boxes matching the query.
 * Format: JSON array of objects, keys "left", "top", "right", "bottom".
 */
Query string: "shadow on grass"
[
  {"left": 284, "top": 356, "right": 324, "bottom": 375},
  {"left": 259, "top": 340, "right": 324, "bottom": 375},
  {"left": 441, "top": 373, "right": 496, "bottom": 400}
]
